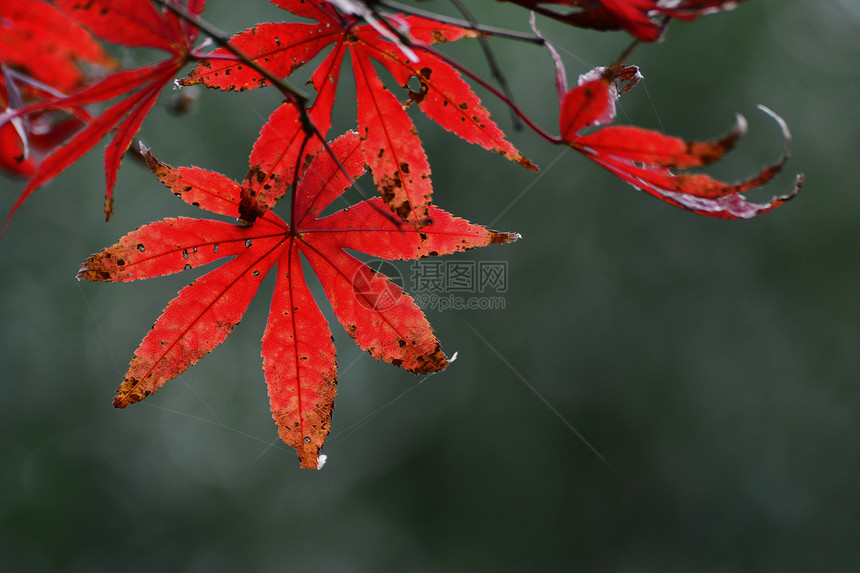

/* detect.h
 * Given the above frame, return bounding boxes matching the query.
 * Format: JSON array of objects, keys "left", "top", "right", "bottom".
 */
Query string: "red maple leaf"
[
  {"left": 0, "top": 112, "right": 34, "bottom": 177},
  {"left": 558, "top": 66, "right": 801, "bottom": 219},
  {"left": 181, "top": 0, "right": 536, "bottom": 224},
  {"left": 3, "top": 0, "right": 207, "bottom": 228},
  {"left": 0, "top": 0, "right": 116, "bottom": 92},
  {"left": 76, "top": 131, "right": 519, "bottom": 468},
  {"left": 0, "top": 0, "right": 114, "bottom": 178},
  {"left": 496, "top": 0, "right": 745, "bottom": 41}
]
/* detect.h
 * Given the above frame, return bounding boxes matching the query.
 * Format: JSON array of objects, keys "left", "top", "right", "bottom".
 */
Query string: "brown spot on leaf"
[
  {"left": 408, "top": 344, "right": 448, "bottom": 374},
  {"left": 77, "top": 262, "right": 112, "bottom": 282},
  {"left": 514, "top": 155, "right": 539, "bottom": 172},
  {"left": 252, "top": 167, "right": 266, "bottom": 184},
  {"left": 488, "top": 231, "right": 520, "bottom": 244},
  {"left": 113, "top": 378, "right": 150, "bottom": 408},
  {"left": 393, "top": 201, "right": 412, "bottom": 220}
]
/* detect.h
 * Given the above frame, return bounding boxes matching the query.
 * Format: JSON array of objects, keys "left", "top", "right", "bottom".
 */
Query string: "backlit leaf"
[
  {"left": 78, "top": 131, "right": 519, "bottom": 468},
  {"left": 183, "top": 3, "right": 535, "bottom": 224}
]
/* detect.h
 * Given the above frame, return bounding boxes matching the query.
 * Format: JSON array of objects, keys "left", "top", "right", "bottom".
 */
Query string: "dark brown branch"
[
  {"left": 152, "top": 0, "right": 312, "bottom": 129},
  {"left": 447, "top": 0, "right": 523, "bottom": 131}
]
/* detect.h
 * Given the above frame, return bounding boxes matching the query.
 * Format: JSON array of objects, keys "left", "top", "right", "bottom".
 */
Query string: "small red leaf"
[
  {"left": 352, "top": 48, "right": 434, "bottom": 224},
  {"left": 308, "top": 199, "right": 520, "bottom": 258},
  {"left": 299, "top": 241, "right": 448, "bottom": 373},
  {"left": 291, "top": 131, "right": 366, "bottom": 228},
  {"left": 578, "top": 114, "right": 746, "bottom": 169},
  {"left": 405, "top": 16, "right": 482, "bottom": 44},
  {"left": 54, "top": 0, "right": 184, "bottom": 52},
  {"left": 5, "top": 90, "right": 142, "bottom": 230},
  {"left": 0, "top": 120, "right": 35, "bottom": 176},
  {"left": 103, "top": 67, "right": 179, "bottom": 219},
  {"left": 239, "top": 102, "right": 322, "bottom": 223},
  {"left": 112, "top": 243, "right": 282, "bottom": 408},
  {"left": 271, "top": 0, "right": 339, "bottom": 22},
  {"left": 180, "top": 23, "right": 335, "bottom": 91},
  {"left": 262, "top": 240, "right": 337, "bottom": 469},
  {"left": 76, "top": 218, "right": 259, "bottom": 282},
  {"left": 371, "top": 34, "right": 536, "bottom": 171},
  {"left": 142, "top": 147, "right": 249, "bottom": 219},
  {"left": 559, "top": 78, "right": 615, "bottom": 139}
]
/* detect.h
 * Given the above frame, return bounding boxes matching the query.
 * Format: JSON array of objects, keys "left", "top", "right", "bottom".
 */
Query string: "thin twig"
[
  {"left": 529, "top": 12, "right": 567, "bottom": 103},
  {"left": 613, "top": 38, "right": 642, "bottom": 67},
  {"left": 377, "top": 0, "right": 544, "bottom": 44},
  {"left": 447, "top": 0, "right": 522, "bottom": 131},
  {"left": 417, "top": 44, "right": 561, "bottom": 144},
  {"left": 153, "top": 0, "right": 398, "bottom": 223},
  {"left": 152, "top": 0, "right": 312, "bottom": 128}
]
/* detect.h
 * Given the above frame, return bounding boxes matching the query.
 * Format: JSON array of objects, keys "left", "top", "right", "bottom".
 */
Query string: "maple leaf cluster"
[
  {"left": 0, "top": 0, "right": 802, "bottom": 468},
  {"left": 179, "top": 0, "right": 537, "bottom": 225},
  {"left": 1, "top": 0, "right": 207, "bottom": 222}
]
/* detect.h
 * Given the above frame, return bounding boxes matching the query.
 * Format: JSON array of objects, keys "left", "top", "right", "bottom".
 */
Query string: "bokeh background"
[{"left": 3, "top": 1, "right": 860, "bottom": 571}]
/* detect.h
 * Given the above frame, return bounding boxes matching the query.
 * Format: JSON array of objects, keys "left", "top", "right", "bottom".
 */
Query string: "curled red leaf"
[{"left": 559, "top": 66, "right": 802, "bottom": 219}]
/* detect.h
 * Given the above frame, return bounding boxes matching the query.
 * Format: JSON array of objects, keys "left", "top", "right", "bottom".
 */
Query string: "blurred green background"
[{"left": 2, "top": 1, "right": 859, "bottom": 571}]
